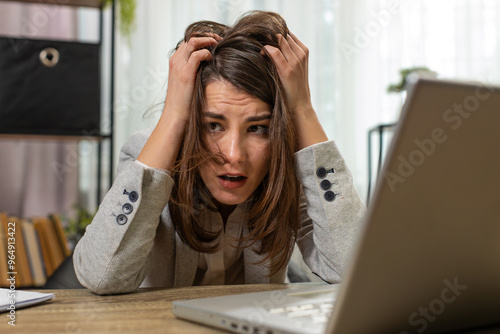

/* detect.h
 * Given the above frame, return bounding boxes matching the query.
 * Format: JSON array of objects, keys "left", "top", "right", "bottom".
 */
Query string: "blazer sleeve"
[
  {"left": 294, "top": 140, "right": 366, "bottom": 284},
  {"left": 73, "top": 128, "right": 174, "bottom": 295}
]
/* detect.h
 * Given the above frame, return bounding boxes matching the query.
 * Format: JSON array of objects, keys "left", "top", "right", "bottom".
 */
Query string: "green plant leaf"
[
  {"left": 104, "top": 0, "right": 136, "bottom": 38},
  {"left": 387, "top": 66, "right": 437, "bottom": 93}
]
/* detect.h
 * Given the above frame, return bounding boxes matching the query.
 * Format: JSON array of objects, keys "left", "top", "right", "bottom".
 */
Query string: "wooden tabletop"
[
  {"left": 0, "top": 284, "right": 292, "bottom": 333},
  {"left": 2, "top": 284, "right": 500, "bottom": 334}
]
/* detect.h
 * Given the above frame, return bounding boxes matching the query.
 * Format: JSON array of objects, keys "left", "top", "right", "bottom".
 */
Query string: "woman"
[{"left": 73, "top": 11, "right": 366, "bottom": 295}]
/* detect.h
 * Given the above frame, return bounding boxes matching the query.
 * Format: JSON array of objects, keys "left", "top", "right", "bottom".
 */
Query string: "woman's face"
[{"left": 199, "top": 80, "right": 271, "bottom": 206}]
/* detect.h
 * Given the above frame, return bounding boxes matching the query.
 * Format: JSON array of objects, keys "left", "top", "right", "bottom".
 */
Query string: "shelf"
[
  {"left": 0, "top": 133, "right": 109, "bottom": 141},
  {"left": 0, "top": 0, "right": 114, "bottom": 205},
  {"left": 0, "top": 0, "right": 103, "bottom": 8}
]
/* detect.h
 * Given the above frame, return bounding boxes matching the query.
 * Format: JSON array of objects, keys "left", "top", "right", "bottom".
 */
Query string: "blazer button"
[
  {"left": 128, "top": 191, "right": 139, "bottom": 202},
  {"left": 122, "top": 203, "right": 133, "bottom": 214},
  {"left": 116, "top": 214, "right": 128, "bottom": 225},
  {"left": 316, "top": 167, "right": 334, "bottom": 178},
  {"left": 320, "top": 179, "right": 331, "bottom": 190},
  {"left": 123, "top": 189, "right": 139, "bottom": 202},
  {"left": 324, "top": 191, "right": 336, "bottom": 202}
]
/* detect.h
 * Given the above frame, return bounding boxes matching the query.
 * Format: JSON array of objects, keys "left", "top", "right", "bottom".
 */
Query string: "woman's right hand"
[
  {"left": 164, "top": 34, "right": 220, "bottom": 123},
  {"left": 137, "top": 35, "right": 220, "bottom": 171}
]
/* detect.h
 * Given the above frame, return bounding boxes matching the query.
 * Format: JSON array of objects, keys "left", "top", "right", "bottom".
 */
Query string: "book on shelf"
[
  {"left": 0, "top": 213, "right": 70, "bottom": 288},
  {"left": 1, "top": 214, "right": 33, "bottom": 287},
  {"left": 21, "top": 220, "right": 47, "bottom": 287},
  {"left": 0, "top": 215, "right": 9, "bottom": 287},
  {"left": 32, "top": 217, "right": 55, "bottom": 278},
  {"left": 33, "top": 217, "right": 66, "bottom": 278},
  {"left": 42, "top": 216, "right": 65, "bottom": 274},
  {"left": 49, "top": 214, "right": 71, "bottom": 258}
]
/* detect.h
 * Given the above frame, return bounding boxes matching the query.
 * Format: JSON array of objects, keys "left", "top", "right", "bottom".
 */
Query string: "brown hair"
[{"left": 169, "top": 11, "right": 300, "bottom": 275}]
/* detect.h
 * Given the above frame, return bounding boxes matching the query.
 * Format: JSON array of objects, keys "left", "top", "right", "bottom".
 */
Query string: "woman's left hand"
[
  {"left": 263, "top": 33, "right": 328, "bottom": 150},
  {"left": 263, "top": 33, "right": 312, "bottom": 114}
]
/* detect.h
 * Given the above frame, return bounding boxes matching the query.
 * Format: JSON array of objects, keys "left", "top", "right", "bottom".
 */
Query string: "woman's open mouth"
[{"left": 217, "top": 175, "right": 248, "bottom": 189}]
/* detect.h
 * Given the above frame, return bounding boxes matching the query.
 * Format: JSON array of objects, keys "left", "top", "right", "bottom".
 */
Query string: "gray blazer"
[{"left": 73, "top": 128, "right": 366, "bottom": 295}]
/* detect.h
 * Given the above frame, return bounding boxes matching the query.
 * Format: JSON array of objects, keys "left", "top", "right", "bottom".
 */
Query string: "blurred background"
[{"left": 1, "top": 0, "right": 499, "bottom": 220}]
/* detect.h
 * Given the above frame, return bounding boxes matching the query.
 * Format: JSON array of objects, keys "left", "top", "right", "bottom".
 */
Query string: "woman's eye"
[
  {"left": 248, "top": 125, "right": 269, "bottom": 135},
  {"left": 207, "top": 122, "right": 223, "bottom": 132}
]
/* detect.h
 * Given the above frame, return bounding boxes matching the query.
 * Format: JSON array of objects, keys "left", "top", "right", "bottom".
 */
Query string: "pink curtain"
[{"left": 0, "top": 2, "right": 79, "bottom": 217}]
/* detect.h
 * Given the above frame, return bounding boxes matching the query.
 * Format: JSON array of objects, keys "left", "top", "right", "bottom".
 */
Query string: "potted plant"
[
  {"left": 105, "top": 0, "right": 136, "bottom": 37},
  {"left": 64, "top": 205, "right": 96, "bottom": 250},
  {"left": 387, "top": 66, "right": 438, "bottom": 93}
]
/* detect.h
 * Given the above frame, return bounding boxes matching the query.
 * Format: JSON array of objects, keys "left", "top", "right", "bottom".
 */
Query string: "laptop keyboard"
[{"left": 268, "top": 302, "right": 334, "bottom": 324}]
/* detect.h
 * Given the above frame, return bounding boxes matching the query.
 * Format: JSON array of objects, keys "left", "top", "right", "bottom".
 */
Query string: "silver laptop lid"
[{"left": 328, "top": 78, "right": 500, "bottom": 334}]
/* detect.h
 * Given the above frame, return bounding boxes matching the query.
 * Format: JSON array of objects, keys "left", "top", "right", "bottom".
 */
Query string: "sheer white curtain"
[
  {"left": 334, "top": 0, "right": 500, "bottom": 200},
  {"left": 112, "top": 0, "right": 500, "bottom": 202}
]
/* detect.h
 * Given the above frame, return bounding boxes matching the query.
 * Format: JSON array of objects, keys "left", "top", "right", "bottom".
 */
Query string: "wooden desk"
[
  {"left": 2, "top": 284, "right": 500, "bottom": 334},
  {"left": 0, "top": 284, "right": 291, "bottom": 333}
]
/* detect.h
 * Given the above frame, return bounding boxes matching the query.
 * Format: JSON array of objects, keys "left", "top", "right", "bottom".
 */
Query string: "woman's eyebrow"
[
  {"left": 203, "top": 112, "right": 271, "bottom": 122},
  {"left": 245, "top": 114, "right": 271, "bottom": 122},
  {"left": 203, "top": 111, "right": 225, "bottom": 120}
]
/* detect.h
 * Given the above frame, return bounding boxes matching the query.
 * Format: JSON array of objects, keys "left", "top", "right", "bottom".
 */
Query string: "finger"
[
  {"left": 289, "top": 32, "right": 308, "bottom": 56},
  {"left": 212, "top": 33, "right": 223, "bottom": 41},
  {"left": 286, "top": 34, "right": 307, "bottom": 61},
  {"left": 263, "top": 44, "right": 290, "bottom": 77},
  {"left": 186, "top": 32, "right": 222, "bottom": 41},
  {"left": 184, "top": 36, "right": 218, "bottom": 56},
  {"left": 277, "top": 34, "right": 299, "bottom": 66},
  {"left": 184, "top": 48, "right": 212, "bottom": 74}
]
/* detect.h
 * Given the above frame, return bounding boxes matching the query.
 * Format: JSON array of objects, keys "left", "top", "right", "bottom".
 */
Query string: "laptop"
[{"left": 172, "top": 77, "right": 500, "bottom": 334}]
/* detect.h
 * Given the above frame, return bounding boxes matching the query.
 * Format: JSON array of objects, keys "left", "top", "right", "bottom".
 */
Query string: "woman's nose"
[{"left": 223, "top": 132, "right": 245, "bottom": 163}]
